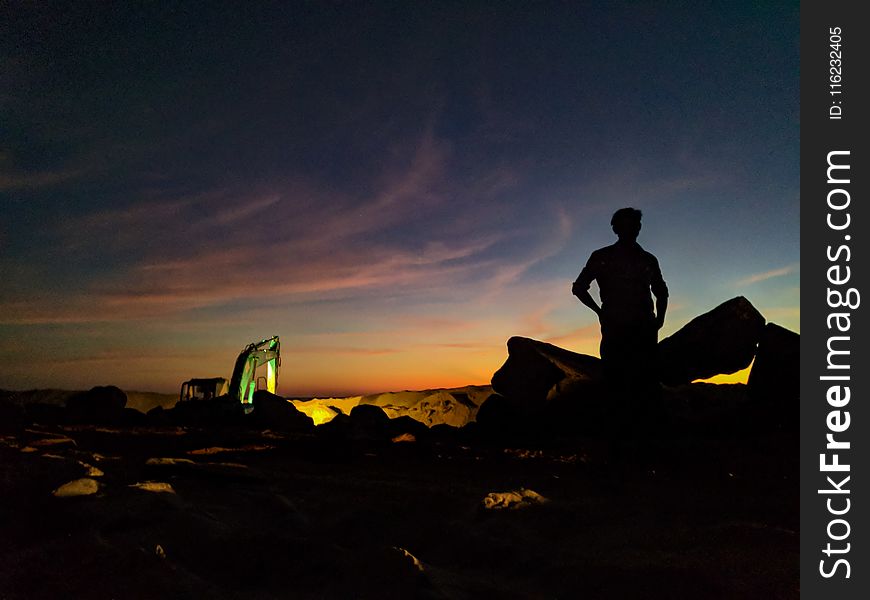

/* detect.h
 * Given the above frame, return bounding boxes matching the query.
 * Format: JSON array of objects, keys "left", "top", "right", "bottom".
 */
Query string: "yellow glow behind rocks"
[
  {"left": 692, "top": 362, "right": 753, "bottom": 385},
  {"left": 291, "top": 396, "right": 363, "bottom": 426}
]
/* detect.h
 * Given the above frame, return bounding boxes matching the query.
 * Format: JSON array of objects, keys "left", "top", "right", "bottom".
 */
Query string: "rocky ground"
[
  {"left": 0, "top": 297, "right": 800, "bottom": 598},
  {"left": 0, "top": 417, "right": 798, "bottom": 599}
]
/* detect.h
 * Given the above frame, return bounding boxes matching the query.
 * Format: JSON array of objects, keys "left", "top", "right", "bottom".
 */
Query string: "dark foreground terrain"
[{"left": 0, "top": 419, "right": 797, "bottom": 599}]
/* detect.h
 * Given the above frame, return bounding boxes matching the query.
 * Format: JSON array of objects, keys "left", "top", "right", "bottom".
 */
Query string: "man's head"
[{"left": 611, "top": 207, "right": 642, "bottom": 240}]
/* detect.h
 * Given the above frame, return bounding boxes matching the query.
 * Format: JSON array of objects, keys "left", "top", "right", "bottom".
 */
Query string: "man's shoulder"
[
  {"left": 589, "top": 242, "right": 661, "bottom": 266},
  {"left": 633, "top": 243, "right": 660, "bottom": 262},
  {"left": 590, "top": 243, "right": 619, "bottom": 258}
]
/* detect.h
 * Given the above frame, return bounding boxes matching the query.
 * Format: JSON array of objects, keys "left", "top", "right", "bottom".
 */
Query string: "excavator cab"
[{"left": 179, "top": 377, "right": 229, "bottom": 402}]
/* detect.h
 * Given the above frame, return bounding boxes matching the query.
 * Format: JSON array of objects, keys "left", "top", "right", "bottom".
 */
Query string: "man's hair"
[{"left": 611, "top": 207, "right": 642, "bottom": 237}]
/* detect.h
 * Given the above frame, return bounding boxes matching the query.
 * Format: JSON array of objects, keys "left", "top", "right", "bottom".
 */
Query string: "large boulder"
[
  {"left": 252, "top": 390, "right": 314, "bottom": 433},
  {"left": 65, "top": 385, "right": 128, "bottom": 423},
  {"left": 474, "top": 393, "right": 526, "bottom": 437},
  {"left": 748, "top": 323, "right": 800, "bottom": 427},
  {"left": 491, "top": 337, "right": 602, "bottom": 403},
  {"left": 347, "top": 404, "right": 391, "bottom": 440},
  {"left": 169, "top": 394, "right": 245, "bottom": 426},
  {"left": 316, "top": 404, "right": 393, "bottom": 441},
  {"left": 657, "top": 297, "right": 765, "bottom": 385}
]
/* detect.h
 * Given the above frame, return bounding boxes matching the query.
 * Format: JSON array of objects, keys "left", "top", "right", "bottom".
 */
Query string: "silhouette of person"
[{"left": 572, "top": 208, "right": 668, "bottom": 410}]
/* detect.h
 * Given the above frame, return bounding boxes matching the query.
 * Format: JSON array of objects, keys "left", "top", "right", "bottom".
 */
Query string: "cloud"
[
  {"left": 0, "top": 231, "right": 504, "bottom": 324},
  {"left": 5, "top": 127, "right": 568, "bottom": 329},
  {"left": 736, "top": 263, "right": 798, "bottom": 286},
  {"left": 481, "top": 205, "right": 573, "bottom": 296},
  {"left": 206, "top": 194, "right": 282, "bottom": 226}
]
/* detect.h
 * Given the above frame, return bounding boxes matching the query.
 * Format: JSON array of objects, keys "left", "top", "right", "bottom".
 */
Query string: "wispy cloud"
[
  {"left": 7, "top": 126, "right": 554, "bottom": 326},
  {"left": 482, "top": 205, "right": 574, "bottom": 296},
  {"left": 737, "top": 263, "right": 798, "bottom": 286}
]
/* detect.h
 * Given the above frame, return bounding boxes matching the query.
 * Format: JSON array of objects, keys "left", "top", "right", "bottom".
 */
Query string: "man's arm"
[
  {"left": 572, "top": 257, "right": 601, "bottom": 316},
  {"left": 573, "top": 282, "right": 602, "bottom": 316},
  {"left": 655, "top": 295, "right": 668, "bottom": 330},
  {"left": 650, "top": 257, "right": 668, "bottom": 330}
]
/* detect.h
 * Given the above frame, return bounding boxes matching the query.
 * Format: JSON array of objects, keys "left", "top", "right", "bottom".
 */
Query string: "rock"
[
  {"left": 316, "top": 412, "right": 351, "bottom": 439},
  {"left": 358, "top": 385, "right": 492, "bottom": 428},
  {"left": 146, "top": 405, "right": 171, "bottom": 425},
  {"left": 491, "top": 337, "right": 602, "bottom": 403},
  {"left": 65, "top": 386, "right": 128, "bottom": 423},
  {"left": 146, "top": 457, "right": 197, "bottom": 466},
  {"left": 169, "top": 394, "right": 245, "bottom": 426},
  {"left": 24, "top": 403, "right": 66, "bottom": 425},
  {"left": 405, "top": 390, "right": 473, "bottom": 428},
  {"left": 658, "top": 297, "right": 766, "bottom": 385},
  {"left": 292, "top": 401, "right": 342, "bottom": 426},
  {"left": 252, "top": 391, "right": 314, "bottom": 433},
  {"left": 347, "top": 404, "right": 391, "bottom": 440},
  {"left": 52, "top": 478, "right": 100, "bottom": 497},
  {"left": 748, "top": 323, "right": 800, "bottom": 396},
  {"left": 661, "top": 383, "right": 752, "bottom": 432},
  {"left": 475, "top": 394, "right": 527, "bottom": 437},
  {"left": 0, "top": 397, "right": 26, "bottom": 425},
  {"left": 544, "top": 381, "right": 609, "bottom": 433},
  {"left": 481, "top": 488, "right": 549, "bottom": 511},
  {"left": 748, "top": 323, "right": 800, "bottom": 426},
  {"left": 120, "top": 407, "right": 149, "bottom": 426},
  {"left": 386, "top": 415, "right": 429, "bottom": 441},
  {"left": 129, "top": 481, "right": 176, "bottom": 494}
]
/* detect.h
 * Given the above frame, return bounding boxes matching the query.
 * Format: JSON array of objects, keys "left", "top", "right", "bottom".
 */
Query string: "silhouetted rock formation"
[
  {"left": 316, "top": 403, "right": 394, "bottom": 441},
  {"left": 168, "top": 394, "right": 244, "bottom": 425},
  {"left": 491, "top": 337, "right": 602, "bottom": 403},
  {"left": 65, "top": 385, "right": 127, "bottom": 423},
  {"left": 483, "top": 338, "right": 605, "bottom": 438},
  {"left": 252, "top": 390, "right": 314, "bottom": 432},
  {"left": 474, "top": 394, "right": 521, "bottom": 434},
  {"left": 386, "top": 415, "right": 430, "bottom": 440},
  {"left": 658, "top": 296, "right": 765, "bottom": 385},
  {"left": 347, "top": 404, "right": 391, "bottom": 439},
  {"left": 748, "top": 323, "right": 800, "bottom": 427},
  {"left": 482, "top": 297, "right": 800, "bottom": 437}
]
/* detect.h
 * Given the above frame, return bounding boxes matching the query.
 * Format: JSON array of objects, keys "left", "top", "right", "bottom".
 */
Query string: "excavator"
[{"left": 179, "top": 336, "right": 281, "bottom": 405}]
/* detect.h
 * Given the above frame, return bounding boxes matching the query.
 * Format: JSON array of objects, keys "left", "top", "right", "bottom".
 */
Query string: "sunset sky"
[{"left": 0, "top": 2, "right": 799, "bottom": 396}]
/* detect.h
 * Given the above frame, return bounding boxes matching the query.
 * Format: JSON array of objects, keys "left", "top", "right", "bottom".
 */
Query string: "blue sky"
[{"left": 0, "top": 2, "right": 799, "bottom": 394}]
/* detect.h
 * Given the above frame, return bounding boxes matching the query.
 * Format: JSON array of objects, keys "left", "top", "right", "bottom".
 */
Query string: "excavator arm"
[{"left": 228, "top": 335, "right": 281, "bottom": 403}]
